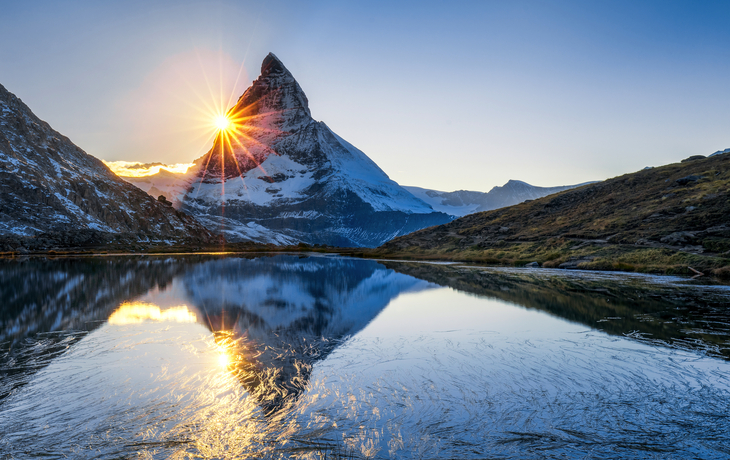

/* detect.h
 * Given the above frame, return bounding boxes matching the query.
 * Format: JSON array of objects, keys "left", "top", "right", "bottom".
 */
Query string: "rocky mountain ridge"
[{"left": 0, "top": 83, "right": 214, "bottom": 250}]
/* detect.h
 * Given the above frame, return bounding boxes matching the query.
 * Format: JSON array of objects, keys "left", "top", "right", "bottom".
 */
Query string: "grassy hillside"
[{"left": 376, "top": 153, "right": 730, "bottom": 277}]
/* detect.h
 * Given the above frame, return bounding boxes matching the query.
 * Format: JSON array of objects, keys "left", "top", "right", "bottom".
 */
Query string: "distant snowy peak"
[
  {"left": 710, "top": 148, "right": 730, "bottom": 157},
  {"left": 405, "top": 180, "right": 593, "bottom": 218},
  {"left": 486, "top": 179, "right": 591, "bottom": 202},
  {"left": 404, "top": 187, "right": 484, "bottom": 217}
]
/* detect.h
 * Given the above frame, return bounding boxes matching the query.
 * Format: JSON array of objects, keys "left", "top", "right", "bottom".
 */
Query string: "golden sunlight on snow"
[
  {"left": 108, "top": 302, "right": 197, "bottom": 325},
  {"left": 103, "top": 160, "right": 194, "bottom": 177}
]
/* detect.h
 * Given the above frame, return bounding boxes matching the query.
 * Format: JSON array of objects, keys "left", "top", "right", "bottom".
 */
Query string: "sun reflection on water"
[
  {"left": 108, "top": 302, "right": 197, "bottom": 325},
  {"left": 104, "top": 302, "right": 273, "bottom": 458},
  {"left": 217, "top": 351, "right": 230, "bottom": 368}
]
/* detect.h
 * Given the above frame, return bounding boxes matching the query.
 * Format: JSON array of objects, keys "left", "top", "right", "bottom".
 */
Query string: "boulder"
[{"left": 676, "top": 175, "right": 703, "bottom": 185}]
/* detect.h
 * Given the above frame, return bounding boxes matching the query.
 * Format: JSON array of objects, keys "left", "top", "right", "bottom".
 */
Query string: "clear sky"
[{"left": 1, "top": 0, "right": 729, "bottom": 192}]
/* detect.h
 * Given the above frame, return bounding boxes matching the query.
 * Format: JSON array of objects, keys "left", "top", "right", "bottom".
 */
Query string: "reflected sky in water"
[{"left": 0, "top": 254, "right": 729, "bottom": 459}]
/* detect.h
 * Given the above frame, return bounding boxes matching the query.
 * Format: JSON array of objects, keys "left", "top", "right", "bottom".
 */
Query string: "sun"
[
  {"left": 214, "top": 114, "right": 232, "bottom": 132},
  {"left": 218, "top": 351, "right": 230, "bottom": 368}
]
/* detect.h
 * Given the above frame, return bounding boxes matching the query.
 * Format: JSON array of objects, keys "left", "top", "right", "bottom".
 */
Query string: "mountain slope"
[
  {"left": 378, "top": 153, "right": 730, "bottom": 275},
  {"left": 127, "top": 169, "right": 590, "bottom": 221},
  {"left": 165, "top": 53, "right": 452, "bottom": 247},
  {"left": 404, "top": 180, "right": 593, "bottom": 217},
  {"left": 0, "top": 83, "right": 213, "bottom": 250}
]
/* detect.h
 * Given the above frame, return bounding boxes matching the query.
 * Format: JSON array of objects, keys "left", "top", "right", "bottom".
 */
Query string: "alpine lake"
[{"left": 1, "top": 253, "right": 729, "bottom": 459}]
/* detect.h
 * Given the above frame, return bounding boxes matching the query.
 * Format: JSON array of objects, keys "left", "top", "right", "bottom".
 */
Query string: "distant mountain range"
[
  {"left": 404, "top": 180, "right": 592, "bottom": 217},
  {"left": 0, "top": 83, "right": 213, "bottom": 251},
  {"left": 9, "top": 51, "right": 719, "bottom": 253},
  {"left": 127, "top": 171, "right": 590, "bottom": 221}
]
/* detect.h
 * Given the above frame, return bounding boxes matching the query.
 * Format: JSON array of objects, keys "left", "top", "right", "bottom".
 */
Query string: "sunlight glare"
[
  {"left": 108, "top": 302, "right": 197, "bottom": 325},
  {"left": 214, "top": 114, "right": 232, "bottom": 132},
  {"left": 103, "top": 160, "right": 195, "bottom": 178}
]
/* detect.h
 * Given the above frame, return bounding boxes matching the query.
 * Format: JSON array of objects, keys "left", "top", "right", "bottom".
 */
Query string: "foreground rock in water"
[
  {"left": 0, "top": 83, "right": 213, "bottom": 251},
  {"left": 377, "top": 153, "right": 730, "bottom": 277},
  {"left": 127, "top": 53, "right": 452, "bottom": 247}
]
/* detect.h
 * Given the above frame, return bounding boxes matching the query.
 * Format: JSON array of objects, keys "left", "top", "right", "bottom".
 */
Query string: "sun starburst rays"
[
  {"left": 163, "top": 55, "right": 290, "bottom": 243},
  {"left": 214, "top": 114, "right": 232, "bottom": 131},
  {"left": 204, "top": 104, "right": 283, "bottom": 178},
  {"left": 192, "top": 104, "right": 285, "bottom": 215}
]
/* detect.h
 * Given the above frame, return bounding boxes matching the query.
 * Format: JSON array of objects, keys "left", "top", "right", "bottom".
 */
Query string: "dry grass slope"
[{"left": 377, "top": 153, "right": 730, "bottom": 277}]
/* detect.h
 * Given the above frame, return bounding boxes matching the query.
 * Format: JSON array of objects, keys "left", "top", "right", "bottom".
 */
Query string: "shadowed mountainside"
[
  {"left": 0, "top": 84, "right": 214, "bottom": 251},
  {"left": 378, "top": 153, "right": 730, "bottom": 276}
]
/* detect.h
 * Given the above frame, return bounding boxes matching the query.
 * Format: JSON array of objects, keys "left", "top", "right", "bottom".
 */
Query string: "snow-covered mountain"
[
  {"left": 404, "top": 180, "right": 593, "bottom": 217},
  {"left": 121, "top": 168, "right": 188, "bottom": 204},
  {"left": 128, "top": 53, "right": 452, "bottom": 247},
  {"left": 0, "top": 83, "right": 213, "bottom": 250}
]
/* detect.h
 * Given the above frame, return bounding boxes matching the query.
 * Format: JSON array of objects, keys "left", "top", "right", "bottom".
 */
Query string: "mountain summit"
[
  {"left": 241, "top": 53, "right": 311, "bottom": 126},
  {"left": 197, "top": 53, "right": 311, "bottom": 182},
  {"left": 176, "top": 53, "right": 452, "bottom": 247}
]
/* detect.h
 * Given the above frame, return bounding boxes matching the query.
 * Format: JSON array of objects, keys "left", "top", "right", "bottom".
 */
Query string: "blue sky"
[{"left": 1, "top": 0, "right": 728, "bottom": 191}]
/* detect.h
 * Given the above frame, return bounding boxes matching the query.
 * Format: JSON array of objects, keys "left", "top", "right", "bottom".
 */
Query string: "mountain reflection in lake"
[{"left": 1, "top": 255, "right": 729, "bottom": 459}]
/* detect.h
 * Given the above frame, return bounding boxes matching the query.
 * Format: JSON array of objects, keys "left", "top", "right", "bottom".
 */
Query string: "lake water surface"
[{"left": 1, "top": 254, "right": 729, "bottom": 459}]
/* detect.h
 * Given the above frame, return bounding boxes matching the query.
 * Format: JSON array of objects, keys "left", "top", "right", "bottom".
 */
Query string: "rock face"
[
  {"left": 161, "top": 53, "right": 452, "bottom": 247},
  {"left": 0, "top": 83, "right": 213, "bottom": 250},
  {"left": 404, "top": 180, "right": 593, "bottom": 217}
]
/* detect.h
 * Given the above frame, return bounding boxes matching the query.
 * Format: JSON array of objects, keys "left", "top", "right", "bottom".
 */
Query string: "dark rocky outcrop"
[{"left": 0, "top": 83, "right": 214, "bottom": 250}]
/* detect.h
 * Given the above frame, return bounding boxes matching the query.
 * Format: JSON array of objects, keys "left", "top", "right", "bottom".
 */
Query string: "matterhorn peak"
[
  {"left": 233, "top": 52, "right": 311, "bottom": 124},
  {"left": 260, "top": 52, "right": 291, "bottom": 78},
  {"left": 172, "top": 52, "right": 451, "bottom": 247}
]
